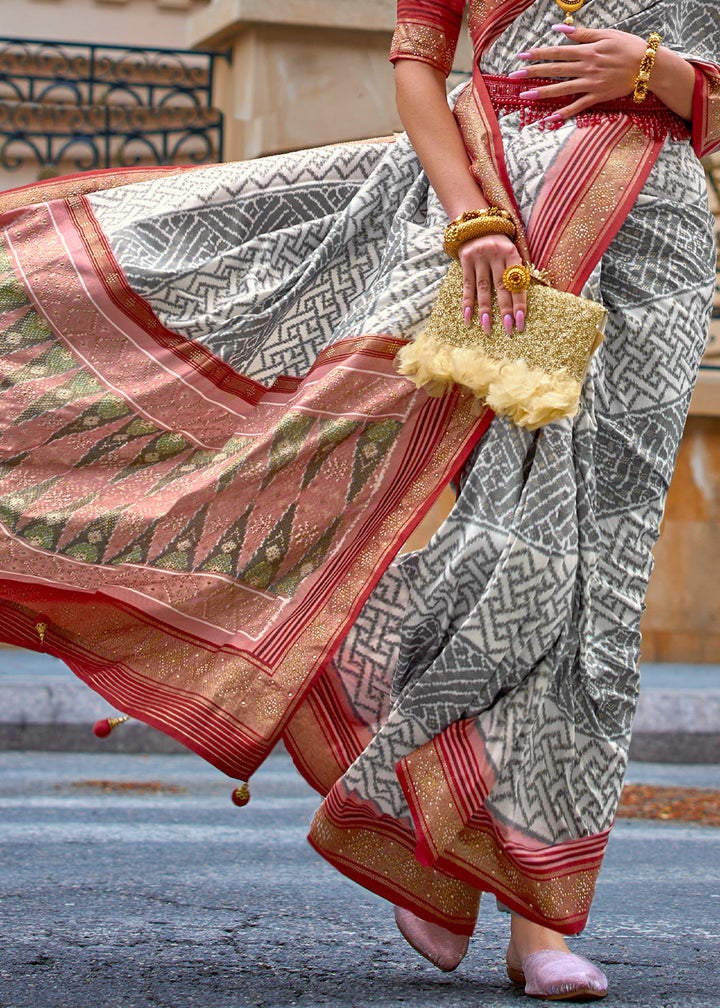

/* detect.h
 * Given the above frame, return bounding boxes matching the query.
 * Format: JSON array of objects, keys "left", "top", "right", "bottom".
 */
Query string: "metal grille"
[{"left": 0, "top": 36, "right": 227, "bottom": 175}]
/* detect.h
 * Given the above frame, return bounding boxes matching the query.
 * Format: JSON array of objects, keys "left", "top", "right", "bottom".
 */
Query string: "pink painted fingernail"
[
  {"left": 543, "top": 112, "right": 564, "bottom": 123},
  {"left": 464, "top": 305, "right": 472, "bottom": 326},
  {"left": 552, "top": 23, "right": 576, "bottom": 33},
  {"left": 508, "top": 68, "right": 528, "bottom": 79},
  {"left": 503, "top": 313, "right": 514, "bottom": 335},
  {"left": 517, "top": 51, "right": 533, "bottom": 59},
  {"left": 481, "top": 313, "right": 491, "bottom": 334},
  {"left": 519, "top": 89, "right": 539, "bottom": 100},
  {"left": 515, "top": 309, "right": 525, "bottom": 332}
]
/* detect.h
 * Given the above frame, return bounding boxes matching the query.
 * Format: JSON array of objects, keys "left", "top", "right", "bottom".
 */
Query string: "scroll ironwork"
[{"left": 0, "top": 36, "right": 227, "bottom": 175}]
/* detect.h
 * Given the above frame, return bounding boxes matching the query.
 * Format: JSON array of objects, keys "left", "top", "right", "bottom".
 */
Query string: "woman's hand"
[
  {"left": 512, "top": 25, "right": 696, "bottom": 123},
  {"left": 512, "top": 26, "right": 648, "bottom": 121},
  {"left": 459, "top": 233, "right": 526, "bottom": 334}
]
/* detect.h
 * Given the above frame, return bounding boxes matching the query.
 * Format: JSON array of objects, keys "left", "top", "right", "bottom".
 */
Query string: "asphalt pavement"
[{"left": 0, "top": 749, "right": 718, "bottom": 1008}]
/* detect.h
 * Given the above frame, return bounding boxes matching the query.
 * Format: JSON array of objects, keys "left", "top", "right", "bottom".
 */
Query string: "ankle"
[{"left": 509, "top": 914, "right": 570, "bottom": 962}]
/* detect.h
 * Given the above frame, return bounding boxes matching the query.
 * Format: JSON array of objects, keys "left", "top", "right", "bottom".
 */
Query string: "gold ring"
[{"left": 501, "top": 264, "right": 531, "bottom": 293}]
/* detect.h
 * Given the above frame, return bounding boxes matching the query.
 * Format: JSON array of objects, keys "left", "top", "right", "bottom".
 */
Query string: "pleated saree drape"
[{"left": 1, "top": 0, "right": 718, "bottom": 935}]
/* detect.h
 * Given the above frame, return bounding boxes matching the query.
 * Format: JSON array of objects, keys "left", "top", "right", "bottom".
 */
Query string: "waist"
[{"left": 482, "top": 74, "right": 690, "bottom": 141}]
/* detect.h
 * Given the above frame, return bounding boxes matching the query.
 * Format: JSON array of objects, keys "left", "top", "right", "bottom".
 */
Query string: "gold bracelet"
[
  {"left": 633, "top": 33, "right": 661, "bottom": 104},
  {"left": 443, "top": 208, "right": 516, "bottom": 259}
]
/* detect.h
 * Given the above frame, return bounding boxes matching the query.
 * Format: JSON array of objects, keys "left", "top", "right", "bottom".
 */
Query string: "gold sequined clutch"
[{"left": 396, "top": 261, "right": 607, "bottom": 430}]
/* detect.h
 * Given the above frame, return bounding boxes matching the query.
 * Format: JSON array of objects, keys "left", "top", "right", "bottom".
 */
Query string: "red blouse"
[
  {"left": 388, "top": 0, "right": 720, "bottom": 158},
  {"left": 389, "top": 0, "right": 467, "bottom": 78}
]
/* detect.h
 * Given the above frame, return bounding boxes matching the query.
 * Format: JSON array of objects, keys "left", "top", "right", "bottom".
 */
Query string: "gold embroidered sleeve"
[
  {"left": 691, "top": 62, "right": 720, "bottom": 158},
  {"left": 389, "top": 1, "right": 467, "bottom": 78},
  {"left": 390, "top": 22, "right": 459, "bottom": 78}
]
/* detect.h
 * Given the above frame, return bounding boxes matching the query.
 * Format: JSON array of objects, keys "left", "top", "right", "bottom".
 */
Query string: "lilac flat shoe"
[
  {"left": 394, "top": 906, "right": 470, "bottom": 972},
  {"left": 506, "top": 949, "right": 608, "bottom": 1001}
]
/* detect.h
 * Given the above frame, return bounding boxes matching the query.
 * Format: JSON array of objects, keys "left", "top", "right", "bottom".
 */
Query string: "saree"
[{"left": 0, "top": 0, "right": 718, "bottom": 936}]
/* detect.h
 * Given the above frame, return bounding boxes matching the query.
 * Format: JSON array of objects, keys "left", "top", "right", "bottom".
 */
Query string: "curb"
[{"left": 1, "top": 651, "right": 718, "bottom": 762}]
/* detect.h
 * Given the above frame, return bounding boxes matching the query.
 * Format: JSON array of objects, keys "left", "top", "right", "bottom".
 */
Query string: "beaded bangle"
[
  {"left": 633, "top": 33, "right": 661, "bottom": 104},
  {"left": 443, "top": 208, "right": 516, "bottom": 259}
]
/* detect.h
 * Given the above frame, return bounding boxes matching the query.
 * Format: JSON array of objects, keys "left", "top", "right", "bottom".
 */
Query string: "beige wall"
[
  {"left": 3, "top": 0, "right": 209, "bottom": 48},
  {"left": 189, "top": 0, "right": 472, "bottom": 159}
]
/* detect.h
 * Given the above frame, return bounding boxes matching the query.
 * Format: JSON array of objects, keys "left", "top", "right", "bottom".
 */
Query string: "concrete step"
[
  {"left": 631, "top": 663, "right": 720, "bottom": 764},
  {"left": 0, "top": 648, "right": 718, "bottom": 762}
]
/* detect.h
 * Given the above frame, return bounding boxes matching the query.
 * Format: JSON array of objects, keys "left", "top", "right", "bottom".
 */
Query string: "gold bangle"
[
  {"left": 443, "top": 208, "right": 516, "bottom": 259},
  {"left": 633, "top": 33, "right": 661, "bottom": 104}
]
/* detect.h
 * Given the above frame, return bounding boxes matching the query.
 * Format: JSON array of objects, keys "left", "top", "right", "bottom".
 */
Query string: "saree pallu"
[{"left": 0, "top": 0, "right": 718, "bottom": 937}]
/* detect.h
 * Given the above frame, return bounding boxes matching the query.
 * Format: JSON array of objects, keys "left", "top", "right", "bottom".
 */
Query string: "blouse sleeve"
[
  {"left": 389, "top": 0, "right": 468, "bottom": 78},
  {"left": 691, "top": 62, "right": 720, "bottom": 158}
]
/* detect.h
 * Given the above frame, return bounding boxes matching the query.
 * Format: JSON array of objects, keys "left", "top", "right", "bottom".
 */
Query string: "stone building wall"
[{"left": 3, "top": 0, "right": 210, "bottom": 49}]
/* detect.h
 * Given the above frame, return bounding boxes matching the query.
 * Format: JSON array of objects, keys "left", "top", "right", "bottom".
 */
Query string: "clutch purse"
[{"left": 396, "top": 261, "right": 607, "bottom": 430}]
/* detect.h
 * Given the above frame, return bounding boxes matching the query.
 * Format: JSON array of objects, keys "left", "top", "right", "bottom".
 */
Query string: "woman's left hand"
[{"left": 513, "top": 26, "right": 649, "bottom": 121}]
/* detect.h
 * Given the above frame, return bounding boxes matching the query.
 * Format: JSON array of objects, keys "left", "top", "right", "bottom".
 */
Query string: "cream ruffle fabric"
[{"left": 396, "top": 261, "right": 606, "bottom": 430}]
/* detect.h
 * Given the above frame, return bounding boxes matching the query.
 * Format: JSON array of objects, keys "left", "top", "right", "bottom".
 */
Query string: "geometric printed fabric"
[{"left": 0, "top": 0, "right": 718, "bottom": 942}]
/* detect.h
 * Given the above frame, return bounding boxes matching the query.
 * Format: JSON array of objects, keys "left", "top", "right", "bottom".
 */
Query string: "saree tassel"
[
  {"left": 231, "top": 782, "right": 251, "bottom": 807},
  {"left": 93, "top": 715, "right": 131, "bottom": 738}
]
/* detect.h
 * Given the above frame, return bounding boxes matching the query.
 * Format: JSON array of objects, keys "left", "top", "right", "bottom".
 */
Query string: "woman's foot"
[
  {"left": 394, "top": 906, "right": 469, "bottom": 972},
  {"left": 506, "top": 915, "right": 608, "bottom": 1000}
]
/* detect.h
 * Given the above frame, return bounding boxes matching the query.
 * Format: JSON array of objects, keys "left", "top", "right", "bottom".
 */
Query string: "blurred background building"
[{"left": 1, "top": 0, "right": 719, "bottom": 663}]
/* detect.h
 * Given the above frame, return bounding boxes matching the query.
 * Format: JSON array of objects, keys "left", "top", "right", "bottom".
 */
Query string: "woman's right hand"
[{"left": 458, "top": 233, "right": 526, "bottom": 335}]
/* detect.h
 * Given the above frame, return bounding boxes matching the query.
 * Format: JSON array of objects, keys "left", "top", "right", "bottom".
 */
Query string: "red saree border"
[
  {"left": 395, "top": 718, "right": 496, "bottom": 865},
  {"left": 308, "top": 783, "right": 481, "bottom": 937},
  {"left": 0, "top": 597, "right": 270, "bottom": 776},
  {"left": 455, "top": 74, "right": 530, "bottom": 263},
  {"left": 282, "top": 662, "right": 374, "bottom": 797},
  {"left": 395, "top": 722, "right": 610, "bottom": 934},
  {"left": 432, "top": 821, "right": 609, "bottom": 935},
  {"left": 471, "top": 0, "right": 538, "bottom": 55},
  {"left": 527, "top": 120, "right": 664, "bottom": 293}
]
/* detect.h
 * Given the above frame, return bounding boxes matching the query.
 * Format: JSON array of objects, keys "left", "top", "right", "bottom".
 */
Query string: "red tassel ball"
[
  {"left": 93, "top": 719, "right": 113, "bottom": 738},
  {"left": 231, "top": 783, "right": 250, "bottom": 807},
  {"left": 93, "top": 715, "right": 130, "bottom": 738}
]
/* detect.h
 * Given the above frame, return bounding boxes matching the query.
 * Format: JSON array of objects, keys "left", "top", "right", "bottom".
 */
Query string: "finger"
[
  {"left": 517, "top": 44, "right": 588, "bottom": 62},
  {"left": 552, "top": 24, "right": 608, "bottom": 44},
  {"left": 519, "top": 79, "right": 590, "bottom": 101},
  {"left": 493, "top": 270, "right": 516, "bottom": 336},
  {"left": 498, "top": 263, "right": 528, "bottom": 332},
  {"left": 539, "top": 93, "right": 599, "bottom": 123},
  {"left": 511, "top": 61, "right": 584, "bottom": 80},
  {"left": 474, "top": 271, "right": 493, "bottom": 334},
  {"left": 511, "top": 288, "right": 527, "bottom": 332},
  {"left": 462, "top": 268, "right": 476, "bottom": 326}
]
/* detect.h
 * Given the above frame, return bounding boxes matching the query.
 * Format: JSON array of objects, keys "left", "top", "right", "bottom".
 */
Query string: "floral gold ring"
[{"left": 501, "top": 264, "right": 531, "bottom": 293}]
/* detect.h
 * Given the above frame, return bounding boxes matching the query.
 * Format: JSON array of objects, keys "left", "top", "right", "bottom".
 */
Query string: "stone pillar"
[
  {"left": 188, "top": 0, "right": 404, "bottom": 160},
  {"left": 640, "top": 412, "right": 720, "bottom": 663},
  {"left": 640, "top": 157, "right": 720, "bottom": 663}
]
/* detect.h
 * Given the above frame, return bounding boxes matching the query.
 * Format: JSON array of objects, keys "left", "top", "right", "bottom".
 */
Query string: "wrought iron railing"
[{"left": 0, "top": 36, "right": 227, "bottom": 174}]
